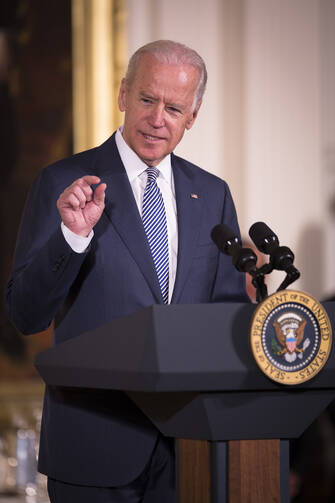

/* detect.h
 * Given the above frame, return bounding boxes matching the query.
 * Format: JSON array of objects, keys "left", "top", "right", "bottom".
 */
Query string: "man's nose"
[{"left": 149, "top": 104, "right": 165, "bottom": 128}]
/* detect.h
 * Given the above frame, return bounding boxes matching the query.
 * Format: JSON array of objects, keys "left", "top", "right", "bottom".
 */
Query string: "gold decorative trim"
[{"left": 72, "top": 0, "right": 127, "bottom": 152}]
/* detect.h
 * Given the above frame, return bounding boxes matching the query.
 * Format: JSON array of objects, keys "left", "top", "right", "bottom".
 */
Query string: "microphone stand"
[
  {"left": 251, "top": 260, "right": 300, "bottom": 303},
  {"left": 250, "top": 270, "right": 268, "bottom": 303},
  {"left": 277, "top": 265, "right": 300, "bottom": 291},
  {"left": 248, "top": 222, "right": 301, "bottom": 301}
]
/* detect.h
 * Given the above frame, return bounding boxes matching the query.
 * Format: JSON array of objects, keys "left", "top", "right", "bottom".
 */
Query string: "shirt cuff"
[{"left": 61, "top": 222, "right": 94, "bottom": 253}]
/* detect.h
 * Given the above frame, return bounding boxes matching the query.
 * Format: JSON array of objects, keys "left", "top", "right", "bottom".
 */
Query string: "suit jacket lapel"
[
  {"left": 94, "top": 135, "right": 163, "bottom": 304},
  {"left": 171, "top": 154, "right": 203, "bottom": 303}
]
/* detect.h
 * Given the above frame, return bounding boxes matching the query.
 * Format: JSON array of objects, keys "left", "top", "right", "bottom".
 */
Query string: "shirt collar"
[{"left": 115, "top": 127, "right": 172, "bottom": 185}]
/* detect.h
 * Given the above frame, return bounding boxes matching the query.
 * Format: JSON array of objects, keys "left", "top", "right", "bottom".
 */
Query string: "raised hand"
[{"left": 57, "top": 175, "right": 107, "bottom": 237}]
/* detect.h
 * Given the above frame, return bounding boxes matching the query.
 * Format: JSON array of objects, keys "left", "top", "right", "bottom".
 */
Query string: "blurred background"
[{"left": 0, "top": 0, "right": 334, "bottom": 501}]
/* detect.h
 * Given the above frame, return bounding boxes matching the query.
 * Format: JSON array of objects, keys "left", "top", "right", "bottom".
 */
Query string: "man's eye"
[
  {"left": 167, "top": 107, "right": 180, "bottom": 113},
  {"left": 141, "top": 98, "right": 152, "bottom": 104}
]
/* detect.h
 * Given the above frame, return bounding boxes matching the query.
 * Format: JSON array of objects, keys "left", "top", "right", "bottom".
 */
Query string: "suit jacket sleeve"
[{"left": 5, "top": 166, "right": 88, "bottom": 335}]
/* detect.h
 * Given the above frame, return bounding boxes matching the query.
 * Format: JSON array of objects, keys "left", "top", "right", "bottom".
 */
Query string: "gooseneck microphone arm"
[
  {"left": 211, "top": 224, "right": 268, "bottom": 302},
  {"left": 249, "top": 222, "right": 300, "bottom": 291}
]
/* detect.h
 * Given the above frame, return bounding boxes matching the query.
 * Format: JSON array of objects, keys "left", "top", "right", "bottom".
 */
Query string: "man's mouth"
[{"left": 142, "top": 132, "right": 165, "bottom": 142}]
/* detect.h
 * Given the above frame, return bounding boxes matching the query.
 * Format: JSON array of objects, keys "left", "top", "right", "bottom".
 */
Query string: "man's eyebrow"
[
  {"left": 139, "top": 91, "right": 156, "bottom": 100},
  {"left": 139, "top": 91, "right": 185, "bottom": 110}
]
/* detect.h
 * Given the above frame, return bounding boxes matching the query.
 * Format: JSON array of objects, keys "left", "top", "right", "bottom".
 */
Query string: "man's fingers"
[
  {"left": 69, "top": 175, "right": 100, "bottom": 191},
  {"left": 81, "top": 175, "right": 101, "bottom": 186},
  {"left": 60, "top": 176, "right": 101, "bottom": 206},
  {"left": 58, "top": 176, "right": 105, "bottom": 213},
  {"left": 67, "top": 193, "right": 81, "bottom": 210},
  {"left": 57, "top": 177, "right": 106, "bottom": 235},
  {"left": 78, "top": 183, "right": 93, "bottom": 202},
  {"left": 69, "top": 185, "right": 90, "bottom": 209},
  {"left": 93, "top": 183, "right": 107, "bottom": 205}
]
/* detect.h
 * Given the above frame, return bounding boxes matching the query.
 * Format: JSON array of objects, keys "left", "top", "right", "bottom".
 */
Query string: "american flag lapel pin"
[{"left": 190, "top": 193, "right": 199, "bottom": 199}]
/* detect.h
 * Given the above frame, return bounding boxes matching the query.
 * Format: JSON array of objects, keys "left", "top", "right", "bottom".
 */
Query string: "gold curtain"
[{"left": 72, "top": 0, "right": 127, "bottom": 153}]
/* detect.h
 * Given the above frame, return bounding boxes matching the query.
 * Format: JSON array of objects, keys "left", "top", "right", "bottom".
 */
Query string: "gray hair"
[{"left": 125, "top": 40, "right": 207, "bottom": 110}]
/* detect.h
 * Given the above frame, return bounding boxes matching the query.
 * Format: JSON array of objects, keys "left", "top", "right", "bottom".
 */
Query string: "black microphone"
[
  {"left": 249, "top": 221, "right": 296, "bottom": 272},
  {"left": 249, "top": 221, "right": 279, "bottom": 255},
  {"left": 211, "top": 224, "right": 257, "bottom": 274},
  {"left": 249, "top": 222, "right": 300, "bottom": 293}
]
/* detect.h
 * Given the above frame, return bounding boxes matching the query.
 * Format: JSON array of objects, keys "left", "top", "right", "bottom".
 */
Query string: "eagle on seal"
[{"left": 273, "top": 314, "right": 307, "bottom": 359}]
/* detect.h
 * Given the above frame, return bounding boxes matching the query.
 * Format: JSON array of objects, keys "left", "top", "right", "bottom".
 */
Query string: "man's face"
[{"left": 118, "top": 54, "right": 201, "bottom": 166}]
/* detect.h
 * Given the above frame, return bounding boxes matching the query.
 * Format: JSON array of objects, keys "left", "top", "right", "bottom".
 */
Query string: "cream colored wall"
[
  {"left": 243, "top": 0, "right": 323, "bottom": 295},
  {"left": 126, "top": 0, "right": 335, "bottom": 298},
  {"left": 321, "top": 0, "right": 335, "bottom": 297}
]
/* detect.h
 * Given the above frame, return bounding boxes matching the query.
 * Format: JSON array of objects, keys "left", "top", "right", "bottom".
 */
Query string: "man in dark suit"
[{"left": 6, "top": 40, "right": 247, "bottom": 502}]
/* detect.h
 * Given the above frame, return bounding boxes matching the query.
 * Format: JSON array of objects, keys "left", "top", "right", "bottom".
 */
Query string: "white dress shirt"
[{"left": 62, "top": 128, "right": 178, "bottom": 302}]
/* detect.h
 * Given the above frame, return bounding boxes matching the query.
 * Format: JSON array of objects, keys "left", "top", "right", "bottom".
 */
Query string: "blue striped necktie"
[{"left": 142, "top": 167, "right": 169, "bottom": 304}]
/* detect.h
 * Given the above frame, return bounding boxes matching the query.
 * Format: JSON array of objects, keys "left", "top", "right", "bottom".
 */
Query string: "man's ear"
[
  {"left": 185, "top": 101, "right": 202, "bottom": 130},
  {"left": 118, "top": 78, "right": 127, "bottom": 112}
]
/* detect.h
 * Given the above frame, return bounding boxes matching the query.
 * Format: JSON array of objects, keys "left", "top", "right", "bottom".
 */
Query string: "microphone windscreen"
[
  {"left": 211, "top": 224, "right": 240, "bottom": 253},
  {"left": 249, "top": 221, "right": 279, "bottom": 254}
]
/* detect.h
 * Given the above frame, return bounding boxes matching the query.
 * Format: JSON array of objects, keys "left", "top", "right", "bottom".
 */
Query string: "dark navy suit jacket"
[{"left": 6, "top": 133, "right": 247, "bottom": 486}]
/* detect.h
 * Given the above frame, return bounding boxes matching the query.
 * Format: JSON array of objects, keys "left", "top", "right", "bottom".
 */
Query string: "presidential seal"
[{"left": 249, "top": 290, "right": 332, "bottom": 385}]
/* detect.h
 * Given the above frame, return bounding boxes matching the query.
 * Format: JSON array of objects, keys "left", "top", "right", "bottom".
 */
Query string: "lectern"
[{"left": 35, "top": 302, "right": 335, "bottom": 502}]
